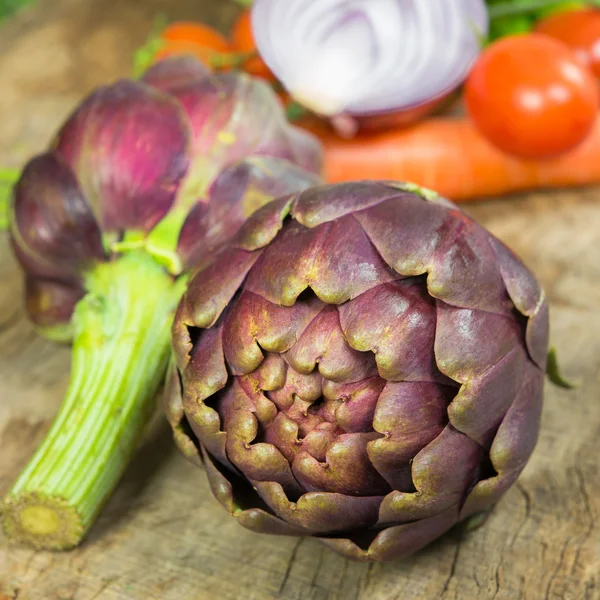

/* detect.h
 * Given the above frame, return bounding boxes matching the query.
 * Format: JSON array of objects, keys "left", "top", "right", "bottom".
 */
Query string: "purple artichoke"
[
  {"left": 166, "top": 181, "right": 549, "bottom": 562},
  {"left": 2, "top": 56, "right": 322, "bottom": 550},
  {"left": 12, "top": 56, "right": 321, "bottom": 338}
]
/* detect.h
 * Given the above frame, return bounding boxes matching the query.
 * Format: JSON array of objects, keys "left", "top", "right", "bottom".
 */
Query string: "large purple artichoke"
[
  {"left": 2, "top": 56, "right": 322, "bottom": 550},
  {"left": 166, "top": 181, "right": 549, "bottom": 562}
]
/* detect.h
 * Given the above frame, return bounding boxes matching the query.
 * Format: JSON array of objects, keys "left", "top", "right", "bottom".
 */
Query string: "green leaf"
[
  {"left": 487, "top": 0, "right": 597, "bottom": 18},
  {"left": 132, "top": 14, "right": 168, "bottom": 79},
  {"left": 285, "top": 101, "right": 308, "bottom": 123},
  {"left": 546, "top": 347, "right": 578, "bottom": 389},
  {"left": 0, "top": 0, "right": 35, "bottom": 21},
  {"left": 535, "top": 1, "right": 588, "bottom": 19},
  {"left": 488, "top": 15, "right": 534, "bottom": 41},
  {"left": 0, "top": 167, "right": 20, "bottom": 231}
]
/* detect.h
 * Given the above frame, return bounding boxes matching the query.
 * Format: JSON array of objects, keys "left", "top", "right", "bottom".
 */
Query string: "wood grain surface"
[{"left": 0, "top": 1, "right": 599, "bottom": 598}]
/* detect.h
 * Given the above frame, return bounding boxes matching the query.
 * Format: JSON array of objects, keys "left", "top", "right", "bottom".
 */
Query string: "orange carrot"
[
  {"left": 230, "top": 9, "right": 277, "bottom": 82},
  {"left": 161, "top": 22, "right": 232, "bottom": 51},
  {"left": 156, "top": 22, "right": 233, "bottom": 70},
  {"left": 300, "top": 116, "right": 600, "bottom": 202}
]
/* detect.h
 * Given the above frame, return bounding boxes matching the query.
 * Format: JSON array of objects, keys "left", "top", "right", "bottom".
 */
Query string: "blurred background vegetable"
[
  {"left": 1, "top": 56, "right": 322, "bottom": 550},
  {"left": 131, "top": 0, "right": 600, "bottom": 202},
  {"left": 303, "top": 116, "right": 600, "bottom": 200},
  {"left": 250, "top": 0, "right": 489, "bottom": 130},
  {"left": 535, "top": 7, "right": 600, "bottom": 76},
  {"left": 485, "top": 0, "right": 591, "bottom": 39},
  {"left": 230, "top": 8, "right": 275, "bottom": 82},
  {"left": 155, "top": 22, "right": 233, "bottom": 67},
  {"left": 0, "top": 0, "right": 35, "bottom": 20},
  {"left": 465, "top": 33, "right": 599, "bottom": 158}
]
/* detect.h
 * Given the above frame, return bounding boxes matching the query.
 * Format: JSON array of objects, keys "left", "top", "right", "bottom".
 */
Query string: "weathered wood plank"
[{"left": 0, "top": 1, "right": 598, "bottom": 598}]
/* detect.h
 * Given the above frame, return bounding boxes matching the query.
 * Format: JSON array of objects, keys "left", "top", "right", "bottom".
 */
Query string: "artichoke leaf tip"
[{"left": 546, "top": 347, "right": 578, "bottom": 389}]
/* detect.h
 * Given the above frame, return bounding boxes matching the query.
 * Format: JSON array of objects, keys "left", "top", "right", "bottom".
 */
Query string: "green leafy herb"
[
  {"left": 485, "top": 0, "right": 599, "bottom": 41},
  {"left": 0, "top": 0, "right": 35, "bottom": 21},
  {"left": 0, "top": 168, "right": 19, "bottom": 231},
  {"left": 132, "top": 14, "right": 167, "bottom": 78}
]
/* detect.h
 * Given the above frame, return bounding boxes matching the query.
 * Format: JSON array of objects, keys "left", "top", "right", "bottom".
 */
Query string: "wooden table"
[{"left": 1, "top": 1, "right": 599, "bottom": 598}]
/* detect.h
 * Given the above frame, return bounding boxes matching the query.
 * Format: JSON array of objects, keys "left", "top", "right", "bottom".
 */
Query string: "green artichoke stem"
[
  {"left": 0, "top": 167, "right": 20, "bottom": 231},
  {"left": 145, "top": 155, "right": 218, "bottom": 275},
  {"left": 1, "top": 250, "right": 186, "bottom": 550}
]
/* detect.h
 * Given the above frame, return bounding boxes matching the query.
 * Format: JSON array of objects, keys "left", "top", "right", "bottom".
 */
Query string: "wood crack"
[
  {"left": 439, "top": 536, "right": 462, "bottom": 599},
  {"left": 572, "top": 464, "right": 595, "bottom": 572},
  {"left": 544, "top": 538, "right": 570, "bottom": 599},
  {"left": 308, "top": 546, "right": 325, "bottom": 597},
  {"left": 511, "top": 482, "right": 531, "bottom": 548},
  {"left": 490, "top": 559, "right": 501, "bottom": 600},
  {"left": 278, "top": 537, "right": 304, "bottom": 594}
]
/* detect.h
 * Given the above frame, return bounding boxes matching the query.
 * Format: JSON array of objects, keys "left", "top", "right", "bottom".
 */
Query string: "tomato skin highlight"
[
  {"left": 535, "top": 8, "right": 600, "bottom": 78},
  {"left": 465, "top": 33, "right": 599, "bottom": 159}
]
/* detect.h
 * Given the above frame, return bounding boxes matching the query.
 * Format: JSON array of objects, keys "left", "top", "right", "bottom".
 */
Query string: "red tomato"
[
  {"left": 465, "top": 33, "right": 599, "bottom": 159},
  {"left": 535, "top": 9, "right": 600, "bottom": 78},
  {"left": 230, "top": 9, "right": 277, "bottom": 82}
]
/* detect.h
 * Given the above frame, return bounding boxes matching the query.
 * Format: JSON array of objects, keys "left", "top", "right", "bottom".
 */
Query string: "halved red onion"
[{"left": 252, "top": 0, "right": 489, "bottom": 121}]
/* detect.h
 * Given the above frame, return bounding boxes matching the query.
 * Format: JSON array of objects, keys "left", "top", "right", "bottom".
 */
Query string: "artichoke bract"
[
  {"left": 3, "top": 56, "right": 322, "bottom": 550},
  {"left": 166, "top": 181, "right": 549, "bottom": 562}
]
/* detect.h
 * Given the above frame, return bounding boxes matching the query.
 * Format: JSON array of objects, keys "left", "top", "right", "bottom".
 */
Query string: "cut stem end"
[{"left": 2, "top": 493, "right": 83, "bottom": 550}]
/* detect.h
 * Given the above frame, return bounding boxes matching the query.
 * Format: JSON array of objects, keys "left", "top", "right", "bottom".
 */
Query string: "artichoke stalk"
[
  {"left": 2, "top": 56, "right": 322, "bottom": 550},
  {"left": 166, "top": 181, "right": 551, "bottom": 562}
]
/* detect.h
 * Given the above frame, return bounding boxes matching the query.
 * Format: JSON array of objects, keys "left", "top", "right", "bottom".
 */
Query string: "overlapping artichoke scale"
[
  {"left": 368, "top": 381, "right": 454, "bottom": 491},
  {"left": 181, "top": 324, "right": 230, "bottom": 469},
  {"left": 162, "top": 357, "right": 203, "bottom": 468},
  {"left": 222, "top": 380, "right": 305, "bottom": 498},
  {"left": 184, "top": 247, "right": 261, "bottom": 330},
  {"left": 24, "top": 276, "right": 85, "bottom": 336},
  {"left": 177, "top": 157, "right": 321, "bottom": 270},
  {"left": 289, "top": 181, "right": 408, "bottom": 228},
  {"left": 222, "top": 290, "right": 324, "bottom": 376},
  {"left": 318, "top": 507, "right": 460, "bottom": 563},
  {"left": 434, "top": 302, "right": 524, "bottom": 384},
  {"left": 11, "top": 152, "right": 105, "bottom": 279},
  {"left": 490, "top": 237, "right": 549, "bottom": 369},
  {"left": 53, "top": 78, "right": 191, "bottom": 234},
  {"left": 338, "top": 280, "right": 453, "bottom": 384},
  {"left": 141, "top": 55, "right": 210, "bottom": 95},
  {"left": 285, "top": 304, "right": 380, "bottom": 384},
  {"left": 351, "top": 196, "right": 513, "bottom": 315},
  {"left": 233, "top": 195, "right": 294, "bottom": 252},
  {"left": 243, "top": 215, "right": 401, "bottom": 306},
  {"left": 10, "top": 152, "right": 104, "bottom": 336},
  {"left": 447, "top": 347, "right": 526, "bottom": 449},
  {"left": 253, "top": 481, "right": 384, "bottom": 533},
  {"left": 460, "top": 363, "right": 544, "bottom": 519},
  {"left": 201, "top": 446, "right": 307, "bottom": 537},
  {"left": 145, "top": 58, "right": 322, "bottom": 177},
  {"left": 378, "top": 425, "right": 483, "bottom": 523},
  {"left": 324, "top": 377, "right": 385, "bottom": 434}
]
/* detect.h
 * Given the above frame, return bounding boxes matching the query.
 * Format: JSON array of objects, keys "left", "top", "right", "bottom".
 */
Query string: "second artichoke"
[{"left": 2, "top": 56, "right": 322, "bottom": 550}]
